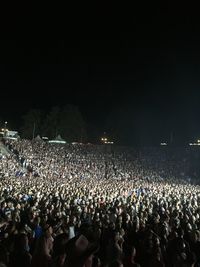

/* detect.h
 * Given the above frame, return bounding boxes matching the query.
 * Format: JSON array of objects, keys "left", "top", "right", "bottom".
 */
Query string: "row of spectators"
[{"left": 0, "top": 139, "right": 199, "bottom": 266}]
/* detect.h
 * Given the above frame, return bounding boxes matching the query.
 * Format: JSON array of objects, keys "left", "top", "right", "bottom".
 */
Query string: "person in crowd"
[
  {"left": 31, "top": 235, "right": 52, "bottom": 267},
  {"left": 9, "top": 233, "right": 32, "bottom": 267}
]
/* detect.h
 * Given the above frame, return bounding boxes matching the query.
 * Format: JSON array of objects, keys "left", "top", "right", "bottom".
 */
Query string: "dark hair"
[
  {"left": 108, "top": 260, "right": 122, "bottom": 267},
  {"left": 53, "top": 233, "right": 69, "bottom": 258},
  {"left": 0, "top": 244, "right": 8, "bottom": 265},
  {"left": 186, "top": 252, "right": 196, "bottom": 265},
  {"left": 92, "top": 256, "right": 100, "bottom": 267},
  {"left": 13, "top": 233, "right": 28, "bottom": 252}
]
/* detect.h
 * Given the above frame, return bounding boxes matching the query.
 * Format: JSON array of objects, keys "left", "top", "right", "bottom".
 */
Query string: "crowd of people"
[{"left": 0, "top": 139, "right": 200, "bottom": 267}]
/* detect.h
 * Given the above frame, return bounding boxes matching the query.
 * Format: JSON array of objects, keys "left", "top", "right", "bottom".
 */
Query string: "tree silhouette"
[
  {"left": 42, "top": 106, "right": 61, "bottom": 138},
  {"left": 59, "top": 105, "right": 87, "bottom": 142},
  {"left": 20, "top": 109, "right": 44, "bottom": 139},
  {"left": 20, "top": 105, "right": 87, "bottom": 142}
]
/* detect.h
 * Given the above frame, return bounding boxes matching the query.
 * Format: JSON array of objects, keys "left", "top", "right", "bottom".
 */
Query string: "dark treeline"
[{"left": 1, "top": 104, "right": 198, "bottom": 146}]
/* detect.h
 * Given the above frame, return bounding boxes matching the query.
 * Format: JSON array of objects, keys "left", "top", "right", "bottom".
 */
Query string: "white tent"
[{"left": 34, "top": 135, "right": 43, "bottom": 141}]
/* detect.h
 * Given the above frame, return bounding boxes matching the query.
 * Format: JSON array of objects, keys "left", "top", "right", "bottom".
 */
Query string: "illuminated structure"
[{"left": 101, "top": 137, "right": 114, "bottom": 145}]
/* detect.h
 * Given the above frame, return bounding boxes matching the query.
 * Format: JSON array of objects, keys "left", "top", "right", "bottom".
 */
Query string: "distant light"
[
  {"left": 101, "top": 136, "right": 114, "bottom": 144},
  {"left": 160, "top": 142, "right": 167, "bottom": 146},
  {"left": 42, "top": 137, "right": 48, "bottom": 140},
  {"left": 104, "top": 141, "right": 114, "bottom": 144},
  {"left": 48, "top": 140, "right": 66, "bottom": 144},
  {"left": 189, "top": 143, "right": 200, "bottom": 146},
  {"left": 197, "top": 139, "right": 200, "bottom": 143}
]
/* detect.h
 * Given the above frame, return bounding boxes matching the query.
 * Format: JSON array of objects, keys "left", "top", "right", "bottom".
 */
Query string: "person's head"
[
  {"left": 92, "top": 256, "right": 101, "bottom": 267},
  {"left": 124, "top": 246, "right": 136, "bottom": 263},
  {"left": 108, "top": 260, "right": 123, "bottom": 267},
  {"left": 13, "top": 233, "right": 29, "bottom": 252},
  {"left": 186, "top": 252, "right": 196, "bottom": 267},
  {"left": 0, "top": 244, "right": 8, "bottom": 265},
  {"left": 44, "top": 224, "right": 53, "bottom": 237},
  {"left": 109, "top": 222, "right": 115, "bottom": 231},
  {"left": 53, "top": 233, "right": 69, "bottom": 258},
  {"left": 65, "top": 234, "right": 99, "bottom": 267},
  {"left": 34, "top": 235, "right": 51, "bottom": 256},
  {"left": 34, "top": 216, "right": 41, "bottom": 225},
  {"left": 176, "top": 238, "right": 186, "bottom": 253}
]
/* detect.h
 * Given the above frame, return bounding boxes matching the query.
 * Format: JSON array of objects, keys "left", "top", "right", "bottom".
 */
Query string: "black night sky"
[{"left": 1, "top": 3, "right": 200, "bottom": 145}]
